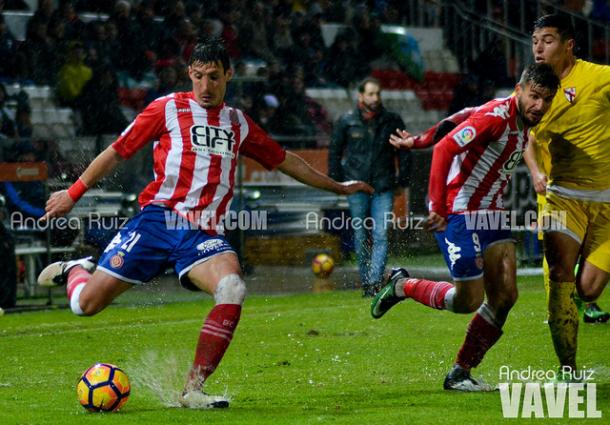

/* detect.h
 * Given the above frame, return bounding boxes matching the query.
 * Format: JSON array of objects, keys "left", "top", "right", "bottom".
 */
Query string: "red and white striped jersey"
[
  {"left": 428, "top": 96, "right": 529, "bottom": 217},
  {"left": 112, "top": 91, "right": 286, "bottom": 233}
]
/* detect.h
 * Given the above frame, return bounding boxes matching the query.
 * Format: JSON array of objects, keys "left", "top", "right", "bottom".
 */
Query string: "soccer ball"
[
  {"left": 311, "top": 253, "right": 334, "bottom": 278},
  {"left": 77, "top": 363, "right": 131, "bottom": 412}
]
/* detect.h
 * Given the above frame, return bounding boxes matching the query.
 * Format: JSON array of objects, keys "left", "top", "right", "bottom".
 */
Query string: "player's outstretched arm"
[
  {"left": 390, "top": 107, "right": 477, "bottom": 150},
  {"left": 44, "top": 146, "right": 124, "bottom": 219},
  {"left": 277, "top": 151, "right": 374, "bottom": 195}
]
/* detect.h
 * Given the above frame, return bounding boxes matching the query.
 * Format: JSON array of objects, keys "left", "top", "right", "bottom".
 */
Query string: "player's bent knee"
[
  {"left": 577, "top": 285, "right": 602, "bottom": 303},
  {"left": 78, "top": 296, "right": 104, "bottom": 316},
  {"left": 548, "top": 263, "right": 574, "bottom": 283},
  {"left": 215, "top": 274, "right": 246, "bottom": 305}
]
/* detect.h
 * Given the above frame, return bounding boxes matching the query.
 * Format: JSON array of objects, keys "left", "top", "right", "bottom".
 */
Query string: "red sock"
[
  {"left": 456, "top": 313, "right": 503, "bottom": 369},
  {"left": 188, "top": 304, "right": 242, "bottom": 388},
  {"left": 66, "top": 267, "right": 91, "bottom": 300},
  {"left": 402, "top": 278, "right": 454, "bottom": 309}
]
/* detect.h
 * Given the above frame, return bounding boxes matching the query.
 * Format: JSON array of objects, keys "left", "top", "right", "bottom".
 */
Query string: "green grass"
[{"left": 1, "top": 276, "right": 608, "bottom": 424}]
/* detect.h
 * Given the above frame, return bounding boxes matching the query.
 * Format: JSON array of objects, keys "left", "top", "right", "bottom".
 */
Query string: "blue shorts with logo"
[
  {"left": 434, "top": 214, "right": 514, "bottom": 281},
  {"left": 97, "top": 205, "right": 235, "bottom": 290}
]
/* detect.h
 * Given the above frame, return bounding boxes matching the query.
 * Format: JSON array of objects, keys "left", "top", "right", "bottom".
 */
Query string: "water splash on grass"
[{"left": 128, "top": 351, "right": 187, "bottom": 407}]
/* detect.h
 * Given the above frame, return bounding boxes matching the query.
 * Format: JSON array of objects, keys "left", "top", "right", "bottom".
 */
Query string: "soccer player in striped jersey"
[
  {"left": 37, "top": 37, "right": 373, "bottom": 409},
  {"left": 372, "top": 63, "right": 559, "bottom": 391},
  {"left": 529, "top": 14, "right": 610, "bottom": 376}
]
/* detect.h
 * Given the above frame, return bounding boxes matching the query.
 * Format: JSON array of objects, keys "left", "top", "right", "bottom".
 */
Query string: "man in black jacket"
[{"left": 329, "top": 77, "right": 411, "bottom": 296}]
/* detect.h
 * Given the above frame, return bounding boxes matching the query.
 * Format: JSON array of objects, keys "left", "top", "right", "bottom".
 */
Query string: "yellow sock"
[
  {"left": 543, "top": 257, "right": 550, "bottom": 300},
  {"left": 548, "top": 280, "right": 578, "bottom": 369}
]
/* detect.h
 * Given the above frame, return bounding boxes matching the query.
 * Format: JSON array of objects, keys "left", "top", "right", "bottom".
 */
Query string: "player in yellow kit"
[
  {"left": 530, "top": 14, "right": 610, "bottom": 374},
  {"left": 524, "top": 133, "right": 610, "bottom": 323}
]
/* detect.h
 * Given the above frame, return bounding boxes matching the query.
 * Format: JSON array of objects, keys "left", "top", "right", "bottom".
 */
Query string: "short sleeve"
[
  {"left": 112, "top": 97, "right": 168, "bottom": 159},
  {"left": 239, "top": 114, "right": 287, "bottom": 170}
]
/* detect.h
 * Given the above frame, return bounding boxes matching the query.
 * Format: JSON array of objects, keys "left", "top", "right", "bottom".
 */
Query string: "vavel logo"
[
  {"left": 191, "top": 125, "right": 236, "bottom": 158},
  {"left": 498, "top": 366, "right": 602, "bottom": 419}
]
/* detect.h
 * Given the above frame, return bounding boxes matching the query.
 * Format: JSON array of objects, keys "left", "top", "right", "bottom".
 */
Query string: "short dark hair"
[
  {"left": 358, "top": 76, "right": 381, "bottom": 93},
  {"left": 533, "top": 14, "right": 575, "bottom": 41},
  {"left": 518, "top": 63, "right": 560, "bottom": 92},
  {"left": 189, "top": 37, "right": 231, "bottom": 73}
]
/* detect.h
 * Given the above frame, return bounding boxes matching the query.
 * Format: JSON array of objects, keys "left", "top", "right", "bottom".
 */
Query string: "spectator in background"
[
  {"left": 325, "top": 29, "right": 368, "bottom": 87},
  {"left": 173, "top": 19, "right": 197, "bottom": 63},
  {"left": 32, "top": 0, "right": 55, "bottom": 25},
  {"left": 471, "top": 37, "right": 511, "bottom": 88},
  {"left": 448, "top": 74, "right": 481, "bottom": 114},
  {"left": 2, "top": 142, "right": 46, "bottom": 220},
  {"left": 53, "top": 0, "right": 86, "bottom": 41},
  {"left": 16, "top": 17, "right": 56, "bottom": 84},
  {"left": 271, "top": 12, "right": 294, "bottom": 62},
  {"left": 84, "top": 20, "right": 110, "bottom": 68},
  {"left": 15, "top": 98, "right": 33, "bottom": 139},
  {"left": 1, "top": 141, "right": 79, "bottom": 246},
  {"left": 219, "top": 4, "right": 241, "bottom": 59},
  {"left": 303, "top": 3, "right": 327, "bottom": 52},
  {"left": 134, "top": 0, "right": 163, "bottom": 64},
  {"left": 145, "top": 65, "right": 178, "bottom": 104},
  {"left": 163, "top": 0, "right": 187, "bottom": 28},
  {"left": 76, "top": 65, "right": 127, "bottom": 136},
  {"left": 185, "top": 2, "right": 205, "bottom": 30},
  {"left": 0, "top": 14, "right": 18, "bottom": 80},
  {"left": 0, "top": 83, "right": 17, "bottom": 139},
  {"left": 277, "top": 70, "right": 317, "bottom": 137},
  {"left": 102, "top": 20, "right": 122, "bottom": 67},
  {"left": 352, "top": 8, "right": 384, "bottom": 64},
  {"left": 253, "top": 94, "right": 282, "bottom": 135},
  {"left": 0, "top": 195, "right": 17, "bottom": 310},
  {"left": 47, "top": 15, "right": 69, "bottom": 71},
  {"left": 239, "top": 1, "right": 276, "bottom": 63},
  {"left": 329, "top": 77, "right": 411, "bottom": 296},
  {"left": 56, "top": 41, "right": 92, "bottom": 107},
  {"left": 110, "top": 0, "right": 154, "bottom": 81}
]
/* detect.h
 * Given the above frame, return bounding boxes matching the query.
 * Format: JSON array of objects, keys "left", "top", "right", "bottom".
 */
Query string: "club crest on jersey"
[
  {"left": 453, "top": 126, "right": 477, "bottom": 147},
  {"left": 563, "top": 87, "right": 576, "bottom": 104},
  {"left": 110, "top": 253, "right": 124, "bottom": 269},
  {"left": 191, "top": 125, "right": 236, "bottom": 158}
]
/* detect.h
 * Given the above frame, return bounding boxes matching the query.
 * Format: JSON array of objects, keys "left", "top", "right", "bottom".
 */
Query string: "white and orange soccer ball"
[
  {"left": 77, "top": 363, "right": 131, "bottom": 412},
  {"left": 311, "top": 253, "right": 335, "bottom": 278}
]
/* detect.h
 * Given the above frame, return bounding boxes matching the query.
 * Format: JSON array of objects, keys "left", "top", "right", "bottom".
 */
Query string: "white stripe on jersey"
[
  {"left": 447, "top": 152, "right": 466, "bottom": 185},
  {"left": 154, "top": 99, "right": 183, "bottom": 202},
  {"left": 199, "top": 105, "right": 235, "bottom": 233},
  {"left": 173, "top": 100, "right": 211, "bottom": 214},
  {"left": 452, "top": 126, "right": 510, "bottom": 211}
]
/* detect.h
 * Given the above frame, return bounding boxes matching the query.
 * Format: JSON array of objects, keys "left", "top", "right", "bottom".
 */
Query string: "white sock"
[
  {"left": 444, "top": 287, "right": 457, "bottom": 312},
  {"left": 394, "top": 278, "right": 409, "bottom": 298},
  {"left": 70, "top": 283, "right": 86, "bottom": 316}
]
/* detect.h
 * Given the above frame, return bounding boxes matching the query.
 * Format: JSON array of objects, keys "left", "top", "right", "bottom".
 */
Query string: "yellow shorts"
[
  {"left": 541, "top": 191, "right": 610, "bottom": 273},
  {"left": 537, "top": 194, "right": 546, "bottom": 241}
]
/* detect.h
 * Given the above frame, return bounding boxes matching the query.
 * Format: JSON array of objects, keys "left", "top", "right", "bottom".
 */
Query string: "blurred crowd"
[{"left": 0, "top": 0, "right": 424, "bottom": 140}]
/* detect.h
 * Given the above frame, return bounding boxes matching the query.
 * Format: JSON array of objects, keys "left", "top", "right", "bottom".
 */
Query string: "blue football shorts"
[
  {"left": 97, "top": 205, "right": 235, "bottom": 290},
  {"left": 434, "top": 213, "right": 514, "bottom": 281}
]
